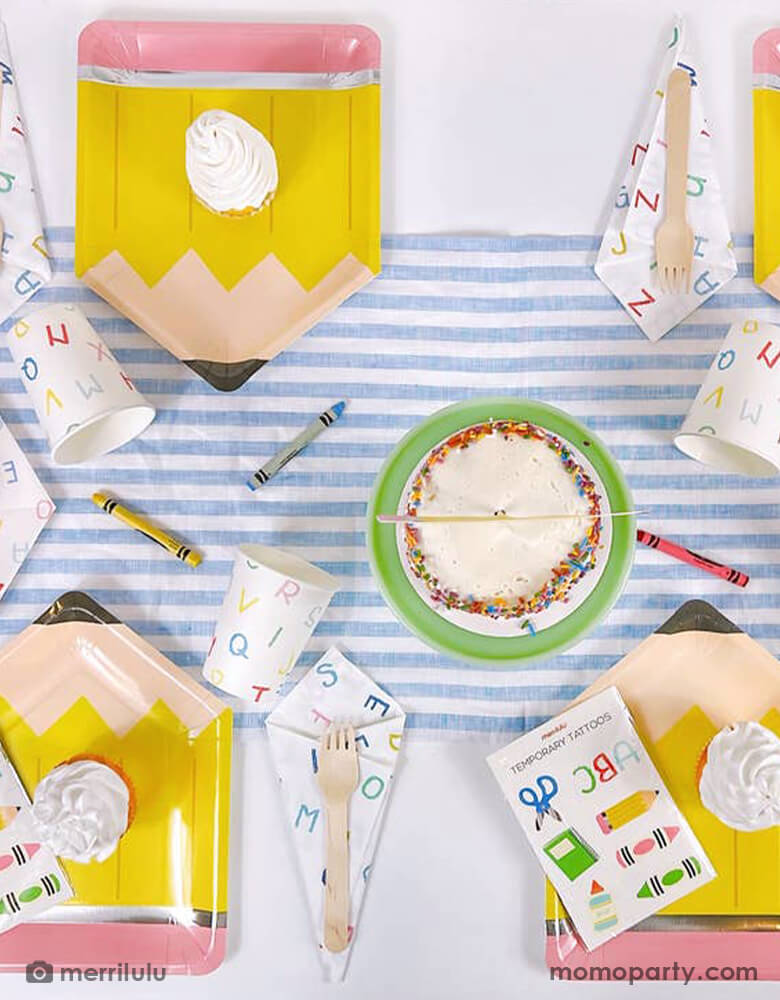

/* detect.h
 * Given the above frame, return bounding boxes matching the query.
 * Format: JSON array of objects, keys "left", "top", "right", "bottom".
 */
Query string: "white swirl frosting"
[
  {"left": 699, "top": 721, "right": 780, "bottom": 831},
  {"left": 31, "top": 760, "right": 130, "bottom": 863},
  {"left": 185, "top": 109, "right": 278, "bottom": 214}
]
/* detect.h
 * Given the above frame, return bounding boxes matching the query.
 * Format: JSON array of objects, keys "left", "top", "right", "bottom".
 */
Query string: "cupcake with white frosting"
[
  {"left": 31, "top": 757, "right": 134, "bottom": 863},
  {"left": 185, "top": 109, "right": 278, "bottom": 218},
  {"left": 697, "top": 721, "right": 780, "bottom": 832}
]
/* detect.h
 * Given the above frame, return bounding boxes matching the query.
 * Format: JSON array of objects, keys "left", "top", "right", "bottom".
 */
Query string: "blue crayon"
[{"left": 247, "top": 401, "right": 346, "bottom": 490}]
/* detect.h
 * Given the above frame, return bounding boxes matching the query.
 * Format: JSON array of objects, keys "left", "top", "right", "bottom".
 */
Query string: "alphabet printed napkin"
[
  {"left": 0, "top": 738, "right": 72, "bottom": 934},
  {"left": 0, "top": 22, "right": 52, "bottom": 322},
  {"left": 0, "top": 416, "right": 54, "bottom": 599},
  {"left": 595, "top": 18, "right": 736, "bottom": 341},
  {"left": 266, "top": 647, "right": 405, "bottom": 981}
]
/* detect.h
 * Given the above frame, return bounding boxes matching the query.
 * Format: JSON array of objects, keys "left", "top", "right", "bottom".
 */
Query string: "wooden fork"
[
  {"left": 316, "top": 723, "right": 359, "bottom": 952},
  {"left": 655, "top": 68, "right": 693, "bottom": 294}
]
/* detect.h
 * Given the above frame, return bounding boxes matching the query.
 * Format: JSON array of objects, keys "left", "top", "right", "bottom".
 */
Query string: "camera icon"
[{"left": 26, "top": 961, "right": 54, "bottom": 984}]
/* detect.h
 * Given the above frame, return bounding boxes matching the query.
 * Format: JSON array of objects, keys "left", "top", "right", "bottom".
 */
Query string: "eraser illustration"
[
  {"left": 637, "top": 856, "right": 702, "bottom": 899},
  {"left": 589, "top": 879, "right": 619, "bottom": 932},
  {"left": 543, "top": 827, "right": 598, "bottom": 881},
  {"left": 616, "top": 825, "right": 680, "bottom": 867},
  {"left": 597, "top": 789, "right": 659, "bottom": 833}
]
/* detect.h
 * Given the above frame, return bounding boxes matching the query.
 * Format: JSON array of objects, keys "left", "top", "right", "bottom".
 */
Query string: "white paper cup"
[
  {"left": 9, "top": 304, "right": 155, "bottom": 465},
  {"left": 203, "top": 543, "right": 339, "bottom": 702},
  {"left": 674, "top": 318, "right": 780, "bottom": 477}
]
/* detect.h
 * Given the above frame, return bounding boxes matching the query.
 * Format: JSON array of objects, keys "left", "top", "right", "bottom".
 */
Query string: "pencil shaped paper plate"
[
  {"left": 754, "top": 29, "right": 780, "bottom": 301},
  {"left": 367, "top": 398, "right": 635, "bottom": 666},
  {"left": 75, "top": 21, "right": 381, "bottom": 391},
  {"left": 545, "top": 600, "right": 780, "bottom": 979},
  {"left": 0, "top": 592, "right": 232, "bottom": 976}
]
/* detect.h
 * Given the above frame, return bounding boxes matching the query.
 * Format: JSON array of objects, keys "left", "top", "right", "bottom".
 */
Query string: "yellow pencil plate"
[
  {"left": 545, "top": 600, "right": 780, "bottom": 978},
  {"left": 75, "top": 21, "right": 381, "bottom": 391},
  {"left": 0, "top": 592, "right": 232, "bottom": 976},
  {"left": 754, "top": 29, "right": 780, "bottom": 300}
]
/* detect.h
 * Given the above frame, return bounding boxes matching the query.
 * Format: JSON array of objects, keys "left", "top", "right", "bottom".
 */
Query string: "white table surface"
[{"left": 3, "top": 0, "right": 778, "bottom": 996}]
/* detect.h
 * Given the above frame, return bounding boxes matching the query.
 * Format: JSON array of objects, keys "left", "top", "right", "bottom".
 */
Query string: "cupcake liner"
[
  {"left": 186, "top": 108, "right": 279, "bottom": 219},
  {"left": 194, "top": 186, "right": 276, "bottom": 219},
  {"left": 694, "top": 741, "right": 710, "bottom": 791},
  {"left": 61, "top": 754, "right": 136, "bottom": 831}
]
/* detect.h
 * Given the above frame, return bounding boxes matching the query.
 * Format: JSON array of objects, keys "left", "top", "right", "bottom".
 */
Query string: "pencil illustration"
[
  {"left": 596, "top": 789, "right": 659, "bottom": 834},
  {"left": 0, "top": 806, "right": 20, "bottom": 833}
]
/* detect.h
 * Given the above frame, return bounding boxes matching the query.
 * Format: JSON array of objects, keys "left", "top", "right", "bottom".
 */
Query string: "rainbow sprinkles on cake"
[{"left": 404, "top": 420, "right": 602, "bottom": 619}]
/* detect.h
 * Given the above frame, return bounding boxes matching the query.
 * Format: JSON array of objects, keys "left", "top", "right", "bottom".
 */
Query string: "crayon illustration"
[
  {"left": 0, "top": 843, "right": 41, "bottom": 872},
  {"left": 543, "top": 828, "right": 598, "bottom": 881},
  {"left": 518, "top": 774, "right": 561, "bottom": 831},
  {"left": 0, "top": 872, "right": 62, "bottom": 914},
  {"left": 637, "top": 856, "right": 702, "bottom": 899},
  {"left": 597, "top": 789, "right": 659, "bottom": 834},
  {"left": 616, "top": 826, "right": 680, "bottom": 867},
  {"left": 0, "top": 806, "right": 20, "bottom": 833},
  {"left": 589, "top": 879, "right": 618, "bottom": 932}
]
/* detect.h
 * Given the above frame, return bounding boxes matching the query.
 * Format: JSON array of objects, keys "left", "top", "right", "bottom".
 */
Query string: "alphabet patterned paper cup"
[
  {"left": 9, "top": 304, "right": 155, "bottom": 465},
  {"left": 203, "top": 543, "right": 339, "bottom": 703},
  {"left": 674, "top": 318, "right": 780, "bottom": 477}
]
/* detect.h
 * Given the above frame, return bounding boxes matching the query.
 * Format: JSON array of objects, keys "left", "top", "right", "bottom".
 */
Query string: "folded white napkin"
[
  {"left": 266, "top": 647, "right": 405, "bottom": 981},
  {"left": 0, "top": 21, "right": 52, "bottom": 323},
  {"left": 0, "top": 416, "right": 54, "bottom": 599},
  {"left": 595, "top": 18, "right": 736, "bottom": 341}
]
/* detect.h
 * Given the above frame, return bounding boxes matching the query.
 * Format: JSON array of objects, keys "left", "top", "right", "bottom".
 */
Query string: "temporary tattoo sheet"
[
  {"left": 487, "top": 686, "right": 715, "bottom": 951},
  {"left": 0, "top": 740, "right": 72, "bottom": 933}
]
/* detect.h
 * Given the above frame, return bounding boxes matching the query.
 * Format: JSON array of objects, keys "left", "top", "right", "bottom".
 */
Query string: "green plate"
[{"left": 366, "top": 397, "right": 635, "bottom": 666}]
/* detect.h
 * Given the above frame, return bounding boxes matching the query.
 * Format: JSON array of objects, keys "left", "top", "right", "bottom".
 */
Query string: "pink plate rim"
[
  {"left": 754, "top": 28, "right": 780, "bottom": 75},
  {"left": 78, "top": 20, "right": 381, "bottom": 74}
]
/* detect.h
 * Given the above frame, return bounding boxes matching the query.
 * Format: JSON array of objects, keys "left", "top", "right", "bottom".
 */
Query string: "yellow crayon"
[
  {"left": 92, "top": 492, "right": 202, "bottom": 568},
  {"left": 597, "top": 789, "right": 658, "bottom": 834}
]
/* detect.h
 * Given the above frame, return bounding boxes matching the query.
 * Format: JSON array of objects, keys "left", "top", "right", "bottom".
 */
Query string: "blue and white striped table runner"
[{"left": 0, "top": 229, "right": 777, "bottom": 738}]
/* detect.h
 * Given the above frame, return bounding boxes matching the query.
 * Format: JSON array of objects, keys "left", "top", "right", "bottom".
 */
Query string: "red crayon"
[
  {"left": 636, "top": 529, "right": 749, "bottom": 588},
  {"left": 0, "top": 843, "right": 41, "bottom": 871}
]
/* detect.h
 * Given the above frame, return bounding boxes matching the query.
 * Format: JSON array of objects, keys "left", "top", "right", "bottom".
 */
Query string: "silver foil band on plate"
[
  {"left": 753, "top": 72, "right": 780, "bottom": 91},
  {"left": 25, "top": 905, "right": 227, "bottom": 928},
  {"left": 546, "top": 915, "right": 780, "bottom": 934},
  {"left": 78, "top": 65, "right": 380, "bottom": 90}
]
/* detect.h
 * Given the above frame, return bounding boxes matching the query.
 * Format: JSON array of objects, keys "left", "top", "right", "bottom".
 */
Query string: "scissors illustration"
[{"left": 518, "top": 775, "right": 562, "bottom": 831}]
